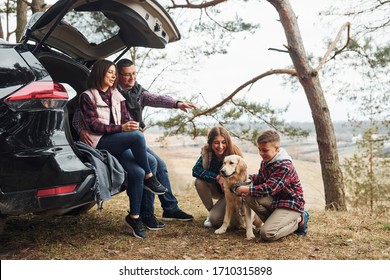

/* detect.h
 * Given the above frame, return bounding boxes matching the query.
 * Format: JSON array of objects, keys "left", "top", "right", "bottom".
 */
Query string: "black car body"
[{"left": 0, "top": 0, "right": 180, "bottom": 229}]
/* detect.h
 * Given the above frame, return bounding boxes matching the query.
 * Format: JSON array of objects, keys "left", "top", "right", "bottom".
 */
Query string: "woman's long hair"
[
  {"left": 86, "top": 59, "right": 117, "bottom": 91},
  {"left": 207, "top": 126, "right": 242, "bottom": 157}
]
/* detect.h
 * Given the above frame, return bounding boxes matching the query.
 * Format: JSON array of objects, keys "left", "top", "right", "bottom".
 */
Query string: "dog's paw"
[{"left": 215, "top": 227, "right": 227, "bottom": 234}]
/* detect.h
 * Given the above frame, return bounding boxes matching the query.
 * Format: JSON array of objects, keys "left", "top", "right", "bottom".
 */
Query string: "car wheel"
[{"left": 65, "top": 203, "right": 95, "bottom": 216}]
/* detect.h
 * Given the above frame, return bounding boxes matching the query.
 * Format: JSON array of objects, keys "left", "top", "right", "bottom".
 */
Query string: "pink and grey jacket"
[{"left": 79, "top": 88, "right": 130, "bottom": 148}]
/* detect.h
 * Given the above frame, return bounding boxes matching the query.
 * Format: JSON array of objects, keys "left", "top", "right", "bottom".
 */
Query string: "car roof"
[{"left": 22, "top": 0, "right": 180, "bottom": 63}]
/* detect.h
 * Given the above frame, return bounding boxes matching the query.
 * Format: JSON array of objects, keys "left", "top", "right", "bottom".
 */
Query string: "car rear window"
[{"left": 63, "top": 11, "right": 120, "bottom": 45}]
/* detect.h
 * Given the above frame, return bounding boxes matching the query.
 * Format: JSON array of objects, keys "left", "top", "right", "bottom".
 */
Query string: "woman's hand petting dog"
[{"left": 216, "top": 175, "right": 225, "bottom": 192}]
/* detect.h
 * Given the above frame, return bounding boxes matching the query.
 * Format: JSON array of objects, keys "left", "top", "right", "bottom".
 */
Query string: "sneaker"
[
  {"left": 144, "top": 176, "right": 167, "bottom": 195},
  {"left": 295, "top": 210, "right": 309, "bottom": 236},
  {"left": 124, "top": 214, "right": 147, "bottom": 239},
  {"left": 203, "top": 217, "right": 212, "bottom": 228},
  {"left": 162, "top": 209, "right": 194, "bottom": 222},
  {"left": 142, "top": 215, "right": 165, "bottom": 230}
]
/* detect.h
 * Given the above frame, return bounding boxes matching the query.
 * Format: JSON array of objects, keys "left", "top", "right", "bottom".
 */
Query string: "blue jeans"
[
  {"left": 140, "top": 147, "right": 179, "bottom": 218},
  {"left": 97, "top": 131, "right": 154, "bottom": 215},
  {"left": 96, "top": 131, "right": 151, "bottom": 174}
]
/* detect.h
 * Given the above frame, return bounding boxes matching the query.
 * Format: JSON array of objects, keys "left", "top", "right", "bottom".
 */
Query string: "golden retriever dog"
[{"left": 215, "top": 155, "right": 255, "bottom": 240}]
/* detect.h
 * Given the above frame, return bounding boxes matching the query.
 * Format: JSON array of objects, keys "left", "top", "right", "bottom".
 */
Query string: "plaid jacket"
[
  {"left": 249, "top": 148, "right": 305, "bottom": 213},
  {"left": 118, "top": 83, "right": 178, "bottom": 118},
  {"left": 132, "top": 86, "right": 177, "bottom": 109}
]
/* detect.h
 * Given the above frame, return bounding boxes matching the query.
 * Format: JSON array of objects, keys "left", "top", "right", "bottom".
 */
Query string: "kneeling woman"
[
  {"left": 79, "top": 59, "right": 166, "bottom": 238},
  {"left": 192, "top": 126, "right": 242, "bottom": 227}
]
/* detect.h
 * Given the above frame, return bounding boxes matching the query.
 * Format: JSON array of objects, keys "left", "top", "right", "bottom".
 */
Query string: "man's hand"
[
  {"left": 177, "top": 101, "right": 197, "bottom": 113},
  {"left": 80, "top": 129, "right": 94, "bottom": 147}
]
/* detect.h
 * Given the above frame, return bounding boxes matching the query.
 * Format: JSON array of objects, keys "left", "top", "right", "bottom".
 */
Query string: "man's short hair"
[
  {"left": 257, "top": 130, "right": 280, "bottom": 144},
  {"left": 117, "top": 58, "right": 134, "bottom": 70}
]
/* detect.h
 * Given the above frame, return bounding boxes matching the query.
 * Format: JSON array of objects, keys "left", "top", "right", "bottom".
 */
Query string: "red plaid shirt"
[
  {"left": 249, "top": 158, "right": 305, "bottom": 213},
  {"left": 79, "top": 89, "right": 130, "bottom": 134}
]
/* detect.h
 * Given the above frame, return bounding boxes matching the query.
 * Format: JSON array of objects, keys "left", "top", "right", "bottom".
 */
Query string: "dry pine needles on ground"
[{"left": 0, "top": 190, "right": 389, "bottom": 260}]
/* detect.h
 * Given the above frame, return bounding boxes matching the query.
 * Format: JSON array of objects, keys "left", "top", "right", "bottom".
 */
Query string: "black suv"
[{"left": 0, "top": 0, "right": 180, "bottom": 233}]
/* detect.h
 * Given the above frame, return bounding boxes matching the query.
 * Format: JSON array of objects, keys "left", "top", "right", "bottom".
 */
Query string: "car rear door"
[{"left": 22, "top": 0, "right": 181, "bottom": 64}]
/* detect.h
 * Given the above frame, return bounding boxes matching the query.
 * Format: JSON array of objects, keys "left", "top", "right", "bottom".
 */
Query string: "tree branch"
[
  {"left": 203, "top": 5, "right": 234, "bottom": 32},
  {"left": 268, "top": 47, "right": 289, "bottom": 53},
  {"left": 363, "top": 16, "right": 390, "bottom": 32},
  {"left": 230, "top": 99, "right": 284, "bottom": 131},
  {"left": 315, "top": 22, "right": 351, "bottom": 72},
  {"left": 169, "top": 0, "right": 227, "bottom": 9},
  {"left": 188, "top": 68, "right": 296, "bottom": 121}
]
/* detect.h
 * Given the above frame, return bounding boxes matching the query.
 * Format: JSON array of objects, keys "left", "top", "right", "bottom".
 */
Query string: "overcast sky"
[
  {"left": 2, "top": 0, "right": 352, "bottom": 122},
  {"left": 177, "top": 0, "right": 351, "bottom": 122}
]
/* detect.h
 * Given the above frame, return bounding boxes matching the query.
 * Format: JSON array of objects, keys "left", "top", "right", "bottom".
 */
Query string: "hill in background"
[{"left": 146, "top": 133, "right": 326, "bottom": 210}]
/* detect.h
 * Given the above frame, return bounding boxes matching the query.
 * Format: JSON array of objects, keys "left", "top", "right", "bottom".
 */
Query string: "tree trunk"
[
  {"left": 0, "top": 17, "right": 4, "bottom": 39},
  {"left": 267, "top": 0, "right": 347, "bottom": 210},
  {"left": 16, "top": 0, "right": 27, "bottom": 42}
]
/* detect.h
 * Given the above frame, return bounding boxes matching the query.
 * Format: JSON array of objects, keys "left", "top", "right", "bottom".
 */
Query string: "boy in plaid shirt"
[{"left": 235, "top": 130, "right": 309, "bottom": 241}]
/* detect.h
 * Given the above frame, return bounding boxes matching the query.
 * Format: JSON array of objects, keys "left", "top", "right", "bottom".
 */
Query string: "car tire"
[{"left": 65, "top": 203, "right": 95, "bottom": 216}]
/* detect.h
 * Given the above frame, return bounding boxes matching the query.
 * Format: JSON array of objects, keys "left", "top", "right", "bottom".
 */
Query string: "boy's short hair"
[{"left": 257, "top": 130, "right": 280, "bottom": 144}]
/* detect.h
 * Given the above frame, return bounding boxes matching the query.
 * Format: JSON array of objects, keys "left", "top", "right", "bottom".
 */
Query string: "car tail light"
[
  {"left": 36, "top": 184, "right": 77, "bottom": 197},
  {"left": 4, "top": 81, "right": 68, "bottom": 111}
]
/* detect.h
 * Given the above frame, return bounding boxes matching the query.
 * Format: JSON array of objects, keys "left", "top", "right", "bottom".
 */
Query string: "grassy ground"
[
  {"left": 1, "top": 143, "right": 388, "bottom": 260},
  {"left": 1, "top": 188, "right": 389, "bottom": 260}
]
